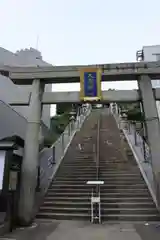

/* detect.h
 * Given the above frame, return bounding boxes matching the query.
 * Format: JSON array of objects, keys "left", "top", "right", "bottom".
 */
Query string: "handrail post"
[
  {"left": 88, "top": 113, "right": 102, "bottom": 224},
  {"left": 95, "top": 116, "right": 100, "bottom": 196},
  {"left": 96, "top": 117, "right": 100, "bottom": 181}
]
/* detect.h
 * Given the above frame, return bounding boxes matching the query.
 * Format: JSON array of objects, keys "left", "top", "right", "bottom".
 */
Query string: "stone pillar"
[
  {"left": 138, "top": 75, "right": 160, "bottom": 208},
  {"left": 19, "top": 79, "right": 44, "bottom": 225}
]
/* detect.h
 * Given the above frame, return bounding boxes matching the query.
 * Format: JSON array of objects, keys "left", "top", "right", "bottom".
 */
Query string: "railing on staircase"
[
  {"left": 113, "top": 113, "right": 157, "bottom": 207},
  {"left": 35, "top": 104, "right": 92, "bottom": 214},
  {"left": 88, "top": 113, "right": 103, "bottom": 223},
  {"left": 96, "top": 117, "right": 100, "bottom": 181}
]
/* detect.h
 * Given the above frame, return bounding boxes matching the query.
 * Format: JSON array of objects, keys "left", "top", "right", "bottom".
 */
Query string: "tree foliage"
[
  {"left": 118, "top": 102, "right": 145, "bottom": 122},
  {"left": 126, "top": 108, "right": 144, "bottom": 122},
  {"left": 51, "top": 112, "right": 70, "bottom": 134},
  {"left": 56, "top": 103, "right": 72, "bottom": 115},
  {"left": 56, "top": 103, "right": 82, "bottom": 115},
  {"left": 48, "top": 103, "right": 83, "bottom": 145}
]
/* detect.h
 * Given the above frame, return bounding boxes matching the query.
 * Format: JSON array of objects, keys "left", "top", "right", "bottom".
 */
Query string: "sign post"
[{"left": 80, "top": 68, "right": 102, "bottom": 102}]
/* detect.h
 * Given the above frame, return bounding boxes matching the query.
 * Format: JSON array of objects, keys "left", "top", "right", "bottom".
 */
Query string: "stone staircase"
[
  {"left": 36, "top": 110, "right": 160, "bottom": 222},
  {"left": 99, "top": 113, "right": 160, "bottom": 221},
  {"left": 36, "top": 111, "right": 100, "bottom": 220}
]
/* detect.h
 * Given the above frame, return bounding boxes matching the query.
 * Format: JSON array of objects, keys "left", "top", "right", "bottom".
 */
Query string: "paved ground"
[{"left": 1, "top": 220, "right": 160, "bottom": 240}]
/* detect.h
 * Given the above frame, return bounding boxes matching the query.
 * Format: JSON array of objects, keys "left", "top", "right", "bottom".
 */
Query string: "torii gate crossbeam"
[
  {"left": 1, "top": 60, "right": 160, "bottom": 84},
  {"left": 7, "top": 89, "right": 160, "bottom": 105}
]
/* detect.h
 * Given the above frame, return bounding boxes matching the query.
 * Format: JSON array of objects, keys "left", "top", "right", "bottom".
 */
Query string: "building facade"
[
  {"left": 0, "top": 47, "right": 52, "bottom": 128},
  {"left": 0, "top": 47, "right": 52, "bottom": 140}
]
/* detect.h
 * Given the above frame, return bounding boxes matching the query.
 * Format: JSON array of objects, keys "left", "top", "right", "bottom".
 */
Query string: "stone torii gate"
[{"left": 1, "top": 61, "right": 160, "bottom": 225}]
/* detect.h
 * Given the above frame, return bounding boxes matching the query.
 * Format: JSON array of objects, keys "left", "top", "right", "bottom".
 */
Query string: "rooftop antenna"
[{"left": 36, "top": 35, "right": 39, "bottom": 50}]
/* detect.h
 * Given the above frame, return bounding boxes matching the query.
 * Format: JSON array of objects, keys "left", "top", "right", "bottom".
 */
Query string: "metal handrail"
[
  {"left": 87, "top": 111, "right": 103, "bottom": 223},
  {"left": 94, "top": 114, "right": 101, "bottom": 223},
  {"left": 96, "top": 117, "right": 100, "bottom": 181}
]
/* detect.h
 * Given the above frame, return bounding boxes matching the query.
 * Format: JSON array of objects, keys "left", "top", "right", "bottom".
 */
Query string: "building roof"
[{"left": 0, "top": 47, "right": 52, "bottom": 66}]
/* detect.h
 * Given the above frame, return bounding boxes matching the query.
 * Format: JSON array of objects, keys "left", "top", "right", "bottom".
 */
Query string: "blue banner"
[
  {"left": 84, "top": 72, "right": 97, "bottom": 97},
  {"left": 80, "top": 68, "right": 102, "bottom": 101}
]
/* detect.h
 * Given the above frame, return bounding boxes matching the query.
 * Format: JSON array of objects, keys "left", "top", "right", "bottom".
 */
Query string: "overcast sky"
[{"left": 0, "top": 0, "right": 160, "bottom": 114}]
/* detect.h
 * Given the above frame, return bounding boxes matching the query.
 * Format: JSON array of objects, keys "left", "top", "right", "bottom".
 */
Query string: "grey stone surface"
[
  {"left": 1, "top": 221, "right": 160, "bottom": 240},
  {"left": 46, "top": 221, "right": 142, "bottom": 240},
  {"left": 0, "top": 220, "right": 142, "bottom": 240},
  {"left": 1, "top": 221, "right": 59, "bottom": 240},
  {"left": 135, "top": 223, "right": 160, "bottom": 240}
]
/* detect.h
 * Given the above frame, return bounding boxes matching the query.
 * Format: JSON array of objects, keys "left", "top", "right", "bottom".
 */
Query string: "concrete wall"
[
  {"left": 0, "top": 47, "right": 52, "bottom": 128},
  {"left": 0, "top": 100, "right": 50, "bottom": 141},
  {"left": 0, "top": 100, "right": 26, "bottom": 140},
  {"left": 143, "top": 45, "right": 160, "bottom": 61}
]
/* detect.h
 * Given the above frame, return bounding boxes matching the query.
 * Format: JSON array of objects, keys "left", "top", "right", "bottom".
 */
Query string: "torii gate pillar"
[
  {"left": 19, "top": 79, "right": 44, "bottom": 225},
  {"left": 139, "top": 75, "right": 160, "bottom": 209}
]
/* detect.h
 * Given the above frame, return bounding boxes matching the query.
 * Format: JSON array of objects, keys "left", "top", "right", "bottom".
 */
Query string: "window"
[{"left": 152, "top": 53, "right": 160, "bottom": 61}]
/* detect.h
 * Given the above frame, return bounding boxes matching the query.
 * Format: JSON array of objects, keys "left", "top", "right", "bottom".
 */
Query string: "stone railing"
[{"left": 113, "top": 113, "right": 157, "bottom": 207}]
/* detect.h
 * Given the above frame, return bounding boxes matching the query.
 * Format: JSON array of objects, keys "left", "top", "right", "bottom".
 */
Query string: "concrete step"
[
  {"left": 103, "top": 214, "right": 160, "bottom": 222},
  {"left": 58, "top": 170, "right": 140, "bottom": 175},
  {"left": 55, "top": 173, "right": 142, "bottom": 178},
  {"left": 47, "top": 192, "right": 151, "bottom": 198},
  {"left": 46, "top": 192, "right": 90, "bottom": 197},
  {"left": 62, "top": 162, "right": 135, "bottom": 166},
  {"left": 58, "top": 169, "right": 140, "bottom": 173},
  {"left": 60, "top": 167, "right": 94, "bottom": 169},
  {"left": 62, "top": 164, "right": 135, "bottom": 168},
  {"left": 67, "top": 154, "right": 94, "bottom": 157},
  {"left": 61, "top": 162, "right": 138, "bottom": 165},
  {"left": 44, "top": 196, "right": 152, "bottom": 203},
  {"left": 48, "top": 188, "right": 149, "bottom": 193},
  {"left": 39, "top": 206, "right": 158, "bottom": 215},
  {"left": 50, "top": 184, "right": 146, "bottom": 189},
  {"left": 36, "top": 212, "right": 160, "bottom": 222},
  {"left": 53, "top": 177, "right": 144, "bottom": 182},
  {"left": 51, "top": 180, "right": 145, "bottom": 185},
  {"left": 58, "top": 170, "right": 97, "bottom": 173},
  {"left": 42, "top": 201, "right": 155, "bottom": 208},
  {"left": 56, "top": 173, "right": 97, "bottom": 177},
  {"left": 61, "top": 160, "right": 95, "bottom": 163},
  {"left": 36, "top": 212, "right": 89, "bottom": 220},
  {"left": 64, "top": 160, "right": 137, "bottom": 165},
  {"left": 66, "top": 155, "right": 93, "bottom": 158},
  {"left": 60, "top": 167, "right": 139, "bottom": 171},
  {"left": 54, "top": 177, "right": 144, "bottom": 182},
  {"left": 58, "top": 170, "right": 141, "bottom": 175},
  {"left": 61, "top": 165, "right": 96, "bottom": 167},
  {"left": 64, "top": 159, "right": 135, "bottom": 163}
]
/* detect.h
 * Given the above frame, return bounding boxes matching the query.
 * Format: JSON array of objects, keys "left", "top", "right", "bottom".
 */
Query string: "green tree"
[
  {"left": 127, "top": 108, "right": 144, "bottom": 122},
  {"left": 56, "top": 103, "right": 72, "bottom": 115},
  {"left": 56, "top": 103, "right": 82, "bottom": 115}
]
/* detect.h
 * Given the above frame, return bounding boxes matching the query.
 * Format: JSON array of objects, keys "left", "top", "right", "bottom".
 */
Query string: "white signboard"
[
  {"left": 86, "top": 181, "right": 104, "bottom": 185},
  {"left": 0, "top": 151, "right": 6, "bottom": 190},
  {"left": 91, "top": 197, "right": 100, "bottom": 203}
]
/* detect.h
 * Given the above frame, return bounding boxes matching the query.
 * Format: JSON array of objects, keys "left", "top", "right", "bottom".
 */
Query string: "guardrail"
[
  {"left": 118, "top": 119, "right": 151, "bottom": 163},
  {"left": 96, "top": 117, "right": 100, "bottom": 181},
  {"left": 114, "top": 113, "right": 157, "bottom": 206},
  {"left": 38, "top": 104, "right": 92, "bottom": 197}
]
